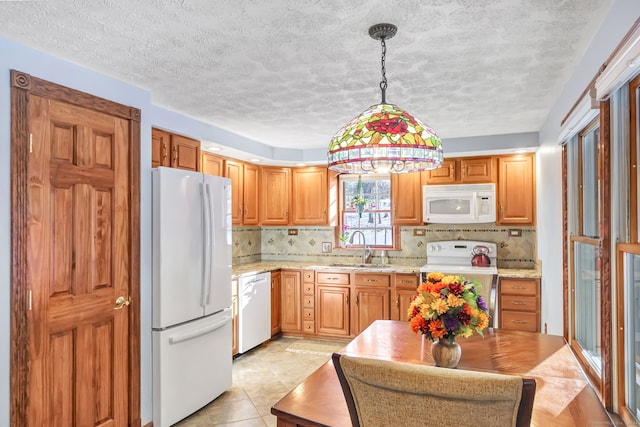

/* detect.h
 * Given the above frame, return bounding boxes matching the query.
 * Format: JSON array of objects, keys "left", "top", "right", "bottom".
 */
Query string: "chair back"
[{"left": 332, "top": 353, "right": 536, "bottom": 427}]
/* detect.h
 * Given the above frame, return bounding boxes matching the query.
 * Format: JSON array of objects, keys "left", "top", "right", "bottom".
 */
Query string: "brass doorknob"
[{"left": 114, "top": 296, "right": 131, "bottom": 310}]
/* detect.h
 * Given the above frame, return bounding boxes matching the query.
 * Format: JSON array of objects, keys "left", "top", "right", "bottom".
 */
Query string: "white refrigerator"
[{"left": 152, "top": 166, "right": 232, "bottom": 427}]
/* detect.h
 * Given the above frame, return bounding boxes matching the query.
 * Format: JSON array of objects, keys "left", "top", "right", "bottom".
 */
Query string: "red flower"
[
  {"left": 447, "top": 282, "right": 465, "bottom": 296},
  {"left": 367, "top": 115, "right": 408, "bottom": 134}
]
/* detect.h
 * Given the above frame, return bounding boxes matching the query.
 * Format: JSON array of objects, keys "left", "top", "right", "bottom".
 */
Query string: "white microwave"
[{"left": 422, "top": 183, "right": 496, "bottom": 224}]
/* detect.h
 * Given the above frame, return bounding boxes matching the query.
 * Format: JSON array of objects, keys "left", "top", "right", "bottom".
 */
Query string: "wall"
[
  {"left": 536, "top": 0, "right": 640, "bottom": 336},
  {"left": 234, "top": 225, "right": 537, "bottom": 268}
]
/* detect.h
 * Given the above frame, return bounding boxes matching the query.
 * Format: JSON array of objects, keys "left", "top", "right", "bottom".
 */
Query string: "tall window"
[
  {"left": 340, "top": 174, "right": 394, "bottom": 248},
  {"left": 568, "top": 117, "right": 603, "bottom": 385}
]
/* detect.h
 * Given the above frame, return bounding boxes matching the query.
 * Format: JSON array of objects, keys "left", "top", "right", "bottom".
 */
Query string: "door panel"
[{"left": 27, "top": 96, "right": 130, "bottom": 426}]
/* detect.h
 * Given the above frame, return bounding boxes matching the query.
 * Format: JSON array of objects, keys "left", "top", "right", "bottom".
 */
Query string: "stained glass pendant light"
[{"left": 328, "top": 23, "right": 444, "bottom": 174}]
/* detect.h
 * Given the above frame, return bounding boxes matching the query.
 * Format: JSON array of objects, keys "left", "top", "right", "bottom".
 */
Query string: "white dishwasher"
[{"left": 238, "top": 272, "right": 271, "bottom": 353}]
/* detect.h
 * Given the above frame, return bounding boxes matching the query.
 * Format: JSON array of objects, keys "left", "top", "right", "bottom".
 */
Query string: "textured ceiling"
[{"left": 0, "top": 0, "right": 612, "bottom": 152}]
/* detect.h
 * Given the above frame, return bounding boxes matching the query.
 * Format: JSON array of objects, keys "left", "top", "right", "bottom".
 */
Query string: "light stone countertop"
[{"left": 232, "top": 262, "right": 541, "bottom": 279}]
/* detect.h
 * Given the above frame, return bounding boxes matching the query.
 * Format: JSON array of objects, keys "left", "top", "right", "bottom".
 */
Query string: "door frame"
[{"left": 9, "top": 70, "right": 141, "bottom": 426}]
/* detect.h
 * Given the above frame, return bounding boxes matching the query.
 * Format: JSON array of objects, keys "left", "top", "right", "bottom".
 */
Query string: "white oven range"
[{"left": 420, "top": 240, "right": 498, "bottom": 327}]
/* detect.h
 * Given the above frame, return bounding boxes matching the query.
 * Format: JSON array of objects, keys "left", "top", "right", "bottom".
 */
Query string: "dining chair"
[{"left": 332, "top": 353, "right": 536, "bottom": 427}]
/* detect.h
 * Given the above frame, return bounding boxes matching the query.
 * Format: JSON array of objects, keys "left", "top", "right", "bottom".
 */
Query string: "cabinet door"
[
  {"left": 353, "top": 286, "right": 390, "bottom": 335},
  {"left": 151, "top": 128, "right": 170, "bottom": 168},
  {"left": 291, "top": 167, "right": 328, "bottom": 225},
  {"left": 392, "top": 172, "right": 423, "bottom": 225},
  {"left": 170, "top": 134, "right": 200, "bottom": 171},
  {"left": 423, "top": 159, "right": 456, "bottom": 184},
  {"left": 201, "top": 152, "right": 224, "bottom": 176},
  {"left": 316, "top": 285, "right": 350, "bottom": 337},
  {"left": 497, "top": 155, "right": 535, "bottom": 225},
  {"left": 225, "top": 160, "right": 244, "bottom": 225},
  {"left": 280, "top": 270, "right": 302, "bottom": 333},
  {"left": 243, "top": 163, "right": 260, "bottom": 225},
  {"left": 261, "top": 167, "right": 291, "bottom": 225},
  {"left": 393, "top": 289, "right": 417, "bottom": 322},
  {"left": 460, "top": 157, "right": 493, "bottom": 183},
  {"left": 271, "top": 271, "right": 281, "bottom": 336}
]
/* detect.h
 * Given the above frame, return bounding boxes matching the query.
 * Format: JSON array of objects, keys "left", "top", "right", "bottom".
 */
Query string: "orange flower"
[
  {"left": 410, "top": 314, "right": 427, "bottom": 333},
  {"left": 428, "top": 319, "right": 446, "bottom": 339},
  {"left": 426, "top": 272, "right": 444, "bottom": 283}
]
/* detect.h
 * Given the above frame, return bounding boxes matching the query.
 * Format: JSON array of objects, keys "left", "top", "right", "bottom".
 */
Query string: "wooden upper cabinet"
[
  {"left": 261, "top": 167, "right": 291, "bottom": 225},
  {"left": 201, "top": 152, "right": 224, "bottom": 176},
  {"left": 291, "top": 167, "right": 328, "bottom": 225},
  {"left": 225, "top": 160, "right": 244, "bottom": 225},
  {"left": 243, "top": 163, "right": 259, "bottom": 225},
  {"left": 423, "top": 156, "right": 494, "bottom": 184},
  {"left": 392, "top": 172, "right": 423, "bottom": 225},
  {"left": 497, "top": 154, "right": 535, "bottom": 225},
  {"left": 170, "top": 134, "right": 200, "bottom": 171},
  {"left": 151, "top": 128, "right": 200, "bottom": 171},
  {"left": 152, "top": 128, "right": 171, "bottom": 168}
]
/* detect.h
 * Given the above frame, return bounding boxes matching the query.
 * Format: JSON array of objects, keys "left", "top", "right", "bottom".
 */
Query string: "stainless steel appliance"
[{"left": 420, "top": 240, "right": 498, "bottom": 327}]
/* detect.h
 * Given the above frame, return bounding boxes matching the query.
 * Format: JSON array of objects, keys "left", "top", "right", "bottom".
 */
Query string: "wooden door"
[
  {"left": 291, "top": 167, "right": 328, "bottom": 225},
  {"left": 280, "top": 270, "right": 302, "bottom": 333},
  {"left": 201, "top": 152, "right": 224, "bottom": 176},
  {"left": 271, "top": 271, "right": 282, "bottom": 336},
  {"left": 392, "top": 172, "right": 423, "bottom": 225},
  {"left": 316, "top": 285, "right": 350, "bottom": 337},
  {"left": 261, "top": 167, "right": 291, "bottom": 225},
  {"left": 151, "top": 128, "right": 170, "bottom": 168},
  {"left": 225, "top": 160, "right": 244, "bottom": 225},
  {"left": 243, "top": 163, "right": 260, "bottom": 225},
  {"left": 11, "top": 71, "right": 140, "bottom": 427}
]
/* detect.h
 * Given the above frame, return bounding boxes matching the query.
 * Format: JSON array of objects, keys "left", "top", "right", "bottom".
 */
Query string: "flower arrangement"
[{"left": 408, "top": 272, "right": 490, "bottom": 343}]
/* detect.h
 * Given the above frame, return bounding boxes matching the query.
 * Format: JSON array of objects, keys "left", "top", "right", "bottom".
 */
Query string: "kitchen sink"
[{"left": 322, "top": 263, "right": 395, "bottom": 272}]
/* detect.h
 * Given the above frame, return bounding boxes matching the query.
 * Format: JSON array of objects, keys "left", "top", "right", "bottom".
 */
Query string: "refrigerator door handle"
[
  {"left": 205, "top": 182, "right": 214, "bottom": 305},
  {"left": 168, "top": 316, "right": 231, "bottom": 344},
  {"left": 200, "top": 183, "right": 209, "bottom": 307}
]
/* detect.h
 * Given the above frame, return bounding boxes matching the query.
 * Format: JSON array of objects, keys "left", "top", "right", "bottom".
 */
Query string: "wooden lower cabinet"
[
  {"left": 302, "top": 270, "right": 316, "bottom": 335},
  {"left": 498, "top": 277, "right": 540, "bottom": 332},
  {"left": 232, "top": 278, "right": 239, "bottom": 356},
  {"left": 280, "top": 270, "right": 303, "bottom": 333},
  {"left": 353, "top": 286, "right": 390, "bottom": 335},
  {"left": 271, "top": 271, "right": 281, "bottom": 336},
  {"left": 392, "top": 273, "right": 420, "bottom": 321},
  {"left": 316, "top": 284, "right": 350, "bottom": 337}
]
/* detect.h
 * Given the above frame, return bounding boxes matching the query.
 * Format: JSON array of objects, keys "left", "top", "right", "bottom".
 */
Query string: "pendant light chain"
[{"left": 380, "top": 37, "right": 387, "bottom": 104}]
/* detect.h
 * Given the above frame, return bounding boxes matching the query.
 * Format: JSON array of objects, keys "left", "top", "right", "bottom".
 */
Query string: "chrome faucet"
[{"left": 349, "top": 230, "right": 372, "bottom": 264}]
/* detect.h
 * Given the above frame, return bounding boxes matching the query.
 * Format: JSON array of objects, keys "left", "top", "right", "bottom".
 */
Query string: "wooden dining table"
[{"left": 271, "top": 320, "right": 614, "bottom": 427}]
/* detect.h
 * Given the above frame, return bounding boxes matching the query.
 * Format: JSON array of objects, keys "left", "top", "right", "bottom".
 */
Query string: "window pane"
[
  {"left": 341, "top": 175, "right": 394, "bottom": 247},
  {"left": 582, "top": 127, "right": 600, "bottom": 237},
  {"left": 623, "top": 252, "right": 640, "bottom": 422},
  {"left": 574, "top": 241, "right": 601, "bottom": 375}
]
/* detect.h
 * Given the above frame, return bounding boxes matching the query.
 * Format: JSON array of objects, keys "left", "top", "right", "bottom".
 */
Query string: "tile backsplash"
[{"left": 233, "top": 224, "right": 536, "bottom": 269}]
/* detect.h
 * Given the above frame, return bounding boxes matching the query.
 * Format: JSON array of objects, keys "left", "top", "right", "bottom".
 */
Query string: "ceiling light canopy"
[{"left": 328, "top": 23, "right": 444, "bottom": 174}]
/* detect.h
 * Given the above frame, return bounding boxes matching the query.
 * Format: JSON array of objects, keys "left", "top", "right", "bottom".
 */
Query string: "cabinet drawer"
[
  {"left": 500, "top": 279, "right": 538, "bottom": 296},
  {"left": 303, "top": 283, "right": 314, "bottom": 295},
  {"left": 303, "top": 296, "right": 314, "bottom": 308},
  {"left": 303, "top": 270, "right": 315, "bottom": 283},
  {"left": 303, "top": 308, "right": 314, "bottom": 320},
  {"left": 317, "top": 272, "right": 350, "bottom": 285},
  {"left": 500, "top": 311, "right": 538, "bottom": 332},
  {"left": 303, "top": 321, "right": 315, "bottom": 334},
  {"left": 355, "top": 274, "right": 390, "bottom": 286},
  {"left": 500, "top": 295, "right": 537, "bottom": 312},
  {"left": 394, "top": 274, "right": 419, "bottom": 289}
]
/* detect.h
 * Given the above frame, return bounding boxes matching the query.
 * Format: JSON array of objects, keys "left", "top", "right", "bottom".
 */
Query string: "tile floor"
[{"left": 174, "top": 336, "right": 348, "bottom": 427}]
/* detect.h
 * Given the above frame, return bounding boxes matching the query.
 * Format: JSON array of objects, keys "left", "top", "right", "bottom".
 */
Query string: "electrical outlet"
[
  {"left": 322, "top": 242, "right": 332, "bottom": 253},
  {"left": 413, "top": 229, "right": 426, "bottom": 236},
  {"left": 508, "top": 229, "right": 522, "bottom": 237},
  {"left": 288, "top": 229, "right": 298, "bottom": 236}
]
